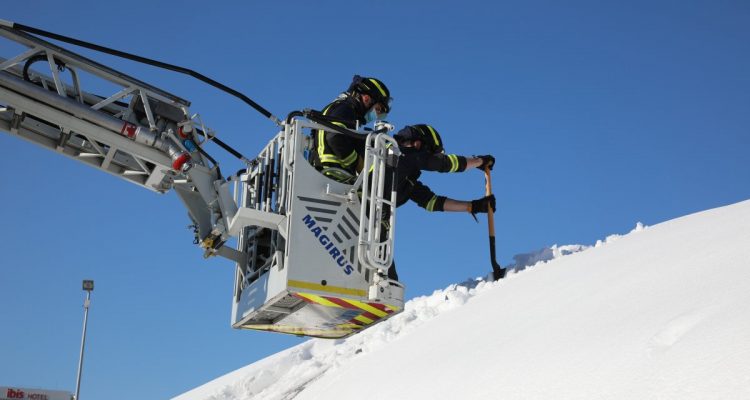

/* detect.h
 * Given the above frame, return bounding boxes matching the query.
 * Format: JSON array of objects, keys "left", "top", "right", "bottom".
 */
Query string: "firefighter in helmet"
[
  {"left": 309, "top": 75, "right": 392, "bottom": 183},
  {"left": 393, "top": 124, "right": 495, "bottom": 214},
  {"left": 381, "top": 124, "right": 495, "bottom": 280}
]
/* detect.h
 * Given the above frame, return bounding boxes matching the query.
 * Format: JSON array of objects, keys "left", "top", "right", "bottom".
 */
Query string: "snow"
[{"left": 174, "top": 200, "right": 750, "bottom": 400}]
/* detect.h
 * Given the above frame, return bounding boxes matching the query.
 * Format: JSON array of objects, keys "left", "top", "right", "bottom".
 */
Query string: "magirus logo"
[{"left": 301, "top": 214, "right": 355, "bottom": 275}]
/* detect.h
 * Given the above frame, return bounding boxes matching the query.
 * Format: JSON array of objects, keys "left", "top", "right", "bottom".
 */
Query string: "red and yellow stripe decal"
[{"left": 294, "top": 292, "right": 400, "bottom": 328}]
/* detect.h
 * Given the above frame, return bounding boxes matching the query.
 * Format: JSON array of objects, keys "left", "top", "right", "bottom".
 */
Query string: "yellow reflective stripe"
[
  {"left": 368, "top": 79, "right": 387, "bottom": 98},
  {"left": 289, "top": 280, "right": 367, "bottom": 297},
  {"left": 318, "top": 149, "right": 356, "bottom": 167},
  {"left": 317, "top": 130, "right": 326, "bottom": 158},
  {"left": 297, "top": 293, "right": 342, "bottom": 308},
  {"left": 341, "top": 150, "right": 358, "bottom": 167},
  {"left": 319, "top": 156, "right": 342, "bottom": 165},
  {"left": 426, "top": 125, "right": 440, "bottom": 147},
  {"left": 426, "top": 195, "right": 437, "bottom": 211},
  {"left": 315, "top": 104, "right": 334, "bottom": 153},
  {"left": 385, "top": 305, "right": 400, "bottom": 312},
  {"left": 448, "top": 154, "right": 459, "bottom": 172},
  {"left": 343, "top": 299, "right": 388, "bottom": 318},
  {"left": 354, "top": 315, "right": 374, "bottom": 325},
  {"left": 322, "top": 168, "right": 354, "bottom": 183},
  {"left": 316, "top": 113, "right": 348, "bottom": 165}
]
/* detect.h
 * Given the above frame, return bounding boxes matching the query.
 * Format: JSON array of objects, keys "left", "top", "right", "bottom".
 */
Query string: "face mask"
[{"left": 365, "top": 107, "right": 378, "bottom": 123}]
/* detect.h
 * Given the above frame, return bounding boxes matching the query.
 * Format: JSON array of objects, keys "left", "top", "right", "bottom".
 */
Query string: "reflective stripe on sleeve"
[
  {"left": 426, "top": 195, "right": 437, "bottom": 211},
  {"left": 447, "top": 154, "right": 459, "bottom": 172}
]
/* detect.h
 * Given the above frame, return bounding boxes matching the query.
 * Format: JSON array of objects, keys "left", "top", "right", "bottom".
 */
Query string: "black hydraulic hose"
[
  {"left": 296, "top": 109, "right": 370, "bottom": 141},
  {"left": 302, "top": 109, "right": 391, "bottom": 135},
  {"left": 9, "top": 21, "right": 282, "bottom": 126},
  {"left": 22, "top": 53, "right": 64, "bottom": 81},
  {"left": 194, "top": 127, "right": 254, "bottom": 165},
  {"left": 301, "top": 109, "right": 354, "bottom": 126},
  {"left": 196, "top": 144, "right": 218, "bottom": 166},
  {"left": 207, "top": 135, "right": 248, "bottom": 163},
  {"left": 257, "top": 166, "right": 265, "bottom": 208},
  {"left": 264, "top": 156, "right": 274, "bottom": 206},
  {"left": 310, "top": 115, "right": 391, "bottom": 138},
  {"left": 312, "top": 118, "right": 365, "bottom": 140},
  {"left": 274, "top": 145, "right": 282, "bottom": 210},
  {"left": 285, "top": 111, "right": 305, "bottom": 125},
  {"left": 195, "top": 146, "right": 223, "bottom": 180}
]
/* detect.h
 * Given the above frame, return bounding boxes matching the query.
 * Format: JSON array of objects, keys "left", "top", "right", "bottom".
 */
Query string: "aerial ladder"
[{"left": 0, "top": 20, "right": 404, "bottom": 338}]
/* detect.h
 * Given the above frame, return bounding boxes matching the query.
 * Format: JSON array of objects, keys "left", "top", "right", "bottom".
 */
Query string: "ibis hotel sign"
[{"left": 1, "top": 387, "right": 72, "bottom": 400}]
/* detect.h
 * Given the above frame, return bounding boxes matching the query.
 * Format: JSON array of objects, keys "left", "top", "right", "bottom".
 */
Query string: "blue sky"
[{"left": 1, "top": 1, "right": 748, "bottom": 398}]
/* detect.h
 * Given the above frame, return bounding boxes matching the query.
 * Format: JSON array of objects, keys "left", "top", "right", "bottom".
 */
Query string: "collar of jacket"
[{"left": 342, "top": 93, "right": 368, "bottom": 124}]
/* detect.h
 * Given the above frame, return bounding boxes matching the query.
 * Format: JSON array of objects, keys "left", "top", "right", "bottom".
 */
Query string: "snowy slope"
[{"left": 175, "top": 200, "right": 750, "bottom": 400}]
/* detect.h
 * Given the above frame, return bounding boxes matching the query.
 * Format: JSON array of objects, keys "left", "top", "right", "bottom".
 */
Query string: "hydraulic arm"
[{"left": 0, "top": 21, "right": 238, "bottom": 259}]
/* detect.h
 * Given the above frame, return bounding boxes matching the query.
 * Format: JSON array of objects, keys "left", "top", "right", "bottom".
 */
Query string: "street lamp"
[{"left": 74, "top": 280, "right": 93, "bottom": 400}]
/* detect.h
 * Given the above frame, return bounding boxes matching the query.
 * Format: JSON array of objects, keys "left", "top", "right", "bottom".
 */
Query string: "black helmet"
[
  {"left": 394, "top": 124, "right": 444, "bottom": 153},
  {"left": 348, "top": 75, "right": 392, "bottom": 113}
]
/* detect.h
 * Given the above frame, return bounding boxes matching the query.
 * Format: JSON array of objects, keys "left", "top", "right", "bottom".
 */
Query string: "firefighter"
[
  {"left": 393, "top": 124, "right": 495, "bottom": 215},
  {"left": 309, "top": 75, "right": 392, "bottom": 183},
  {"left": 382, "top": 124, "right": 495, "bottom": 281}
]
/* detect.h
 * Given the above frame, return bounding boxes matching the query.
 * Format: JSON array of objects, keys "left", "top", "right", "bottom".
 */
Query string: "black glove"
[
  {"left": 470, "top": 194, "right": 496, "bottom": 214},
  {"left": 477, "top": 155, "right": 495, "bottom": 171}
]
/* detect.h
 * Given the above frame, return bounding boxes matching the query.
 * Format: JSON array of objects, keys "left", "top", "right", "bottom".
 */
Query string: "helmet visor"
[{"left": 375, "top": 97, "right": 393, "bottom": 115}]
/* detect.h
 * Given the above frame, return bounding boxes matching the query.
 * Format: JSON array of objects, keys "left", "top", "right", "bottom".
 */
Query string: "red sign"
[
  {"left": 6, "top": 389, "right": 24, "bottom": 399},
  {"left": 120, "top": 122, "right": 138, "bottom": 139}
]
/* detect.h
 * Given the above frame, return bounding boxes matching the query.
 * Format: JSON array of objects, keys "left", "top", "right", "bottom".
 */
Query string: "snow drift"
[{"left": 175, "top": 200, "right": 750, "bottom": 400}]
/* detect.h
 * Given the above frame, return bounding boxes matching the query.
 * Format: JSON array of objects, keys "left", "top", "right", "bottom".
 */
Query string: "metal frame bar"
[
  {"left": 91, "top": 86, "right": 134, "bottom": 111},
  {"left": 46, "top": 51, "right": 66, "bottom": 96},
  {"left": 0, "top": 27, "right": 217, "bottom": 194},
  {"left": 0, "top": 26, "right": 190, "bottom": 106},
  {"left": 0, "top": 27, "right": 197, "bottom": 152},
  {"left": 0, "top": 47, "right": 41, "bottom": 71},
  {"left": 358, "top": 133, "right": 399, "bottom": 271},
  {"left": 0, "top": 85, "right": 170, "bottom": 191}
]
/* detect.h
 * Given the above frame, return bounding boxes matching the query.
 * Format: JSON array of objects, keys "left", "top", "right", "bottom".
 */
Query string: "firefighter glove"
[
  {"left": 477, "top": 155, "right": 495, "bottom": 171},
  {"left": 470, "top": 194, "right": 496, "bottom": 214}
]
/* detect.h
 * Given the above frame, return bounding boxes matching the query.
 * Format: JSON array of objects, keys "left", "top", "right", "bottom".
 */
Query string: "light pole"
[{"left": 75, "top": 280, "right": 94, "bottom": 400}]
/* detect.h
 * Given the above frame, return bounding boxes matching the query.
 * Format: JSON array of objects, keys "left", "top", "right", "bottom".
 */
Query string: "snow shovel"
[{"left": 484, "top": 167, "right": 506, "bottom": 280}]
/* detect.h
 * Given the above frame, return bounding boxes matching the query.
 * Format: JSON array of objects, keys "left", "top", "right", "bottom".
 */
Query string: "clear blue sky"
[{"left": 1, "top": 1, "right": 748, "bottom": 398}]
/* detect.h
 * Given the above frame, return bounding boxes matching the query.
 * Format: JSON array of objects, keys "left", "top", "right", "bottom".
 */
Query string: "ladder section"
[
  {"left": 0, "top": 25, "right": 209, "bottom": 193},
  {"left": 0, "top": 23, "right": 239, "bottom": 271}
]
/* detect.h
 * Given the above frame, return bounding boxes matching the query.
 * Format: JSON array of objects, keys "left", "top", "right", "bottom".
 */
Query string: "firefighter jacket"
[
  {"left": 395, "top": 147, "right": 468, "bottom": 211},
  {"left": 309, "top": 95, "right": 368, "bottom": 176}
]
